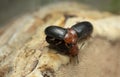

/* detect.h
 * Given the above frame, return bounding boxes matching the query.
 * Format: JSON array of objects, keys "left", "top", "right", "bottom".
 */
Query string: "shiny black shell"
[
  {"left": 71, "top": 21, "right": 93, "bottom": 39},
  {"left": 45, "top": 26, "right": 67, "bottom": 39}
]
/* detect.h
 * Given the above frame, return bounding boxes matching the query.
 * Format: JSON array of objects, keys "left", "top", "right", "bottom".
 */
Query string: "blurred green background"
[{"left": 0, "top": 0, "right": 120, "bottom": 27}]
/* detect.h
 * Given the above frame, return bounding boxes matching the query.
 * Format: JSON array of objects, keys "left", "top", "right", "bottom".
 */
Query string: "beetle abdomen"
[
  {"left": 72, "top": 21, "right": 93, "bottom": 39},
  {"left": 45, "top": 26, "right": 67, "bottom": 39}
]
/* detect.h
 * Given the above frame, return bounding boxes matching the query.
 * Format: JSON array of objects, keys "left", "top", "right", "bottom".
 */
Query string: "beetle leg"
[
  {"left": 69, "top": 54, "right": 79, "bottom": 64},
  {"left": 79, "top": 42, "right": 85, "bottom": 50},
  {"left": 55, "top": 41, "right": 62, "bottom": 45},
  {"left": 75, "top": 54, "right": 79, "bottom": 64}
]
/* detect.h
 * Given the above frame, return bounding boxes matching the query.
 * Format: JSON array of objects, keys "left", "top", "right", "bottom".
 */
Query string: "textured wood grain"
[{"left": 0, "top": 2, "right": 120, "bottom": 77}]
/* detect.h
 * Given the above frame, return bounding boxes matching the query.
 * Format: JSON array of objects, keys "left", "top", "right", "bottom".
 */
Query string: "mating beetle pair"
[{"left": 45, "top": 21, "right": 93, "bottom": 58}]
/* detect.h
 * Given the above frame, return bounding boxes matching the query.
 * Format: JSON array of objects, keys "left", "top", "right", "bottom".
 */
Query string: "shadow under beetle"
[{"left": 45, "top": 21, "right": 93, "bottom": 62}]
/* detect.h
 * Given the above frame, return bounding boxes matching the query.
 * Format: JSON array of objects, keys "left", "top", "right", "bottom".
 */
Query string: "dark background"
[{"left": 0, "top": 0, "right": 120, "bottom": 27}]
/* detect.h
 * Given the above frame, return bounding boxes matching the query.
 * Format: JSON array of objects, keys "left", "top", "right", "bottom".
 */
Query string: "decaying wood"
[{"left": 0, "top": 2, "right": 120, "bottom": 77}]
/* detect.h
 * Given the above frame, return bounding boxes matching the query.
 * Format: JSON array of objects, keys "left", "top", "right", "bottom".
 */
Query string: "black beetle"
[
  {"left": 71, "top": 21, "right": 93, "bottom": 40},
  {"left": 45, "top": 26, "right": 67, "bottom": 39},
  {"left": 45, "top": 21, "right": 93, "bottom": 57}
]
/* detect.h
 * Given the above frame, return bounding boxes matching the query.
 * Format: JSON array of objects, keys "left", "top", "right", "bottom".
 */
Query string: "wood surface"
[{"left": 0, "top": 2, "right": 120, "bottom": 77}]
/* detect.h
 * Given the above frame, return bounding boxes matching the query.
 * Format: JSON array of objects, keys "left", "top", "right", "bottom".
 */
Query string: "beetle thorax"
[{"left": 64, "top": 28, "right": 78, "bottom": 44}]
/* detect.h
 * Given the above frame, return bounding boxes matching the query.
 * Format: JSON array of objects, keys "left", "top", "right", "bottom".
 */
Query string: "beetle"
[{"left": 45, "top": 21, "right": 93, "bottom": 58}]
